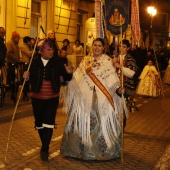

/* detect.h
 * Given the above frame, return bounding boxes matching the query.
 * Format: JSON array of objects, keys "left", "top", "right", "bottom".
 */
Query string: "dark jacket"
[
  {"left": 0, "top": 37, "right": 7, "bottom": 66},
  {"left": 59, "top": 57, "right": 68, "bottom": 65},
  {"left": 29, "top": 55, "right": 72, "bottom": 93},
  {"left": 124, "top": 53, "right": 137, "bottom": 96}
]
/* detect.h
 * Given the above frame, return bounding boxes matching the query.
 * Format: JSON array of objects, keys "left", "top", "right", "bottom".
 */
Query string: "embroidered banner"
[
  {"left": 131, "top": 0, "right": 141, "bottom": 46},
  {"left": 105, "top": 0, "right": 130, "bottom": 35},
  {"left": 95, "top": 0, "right": 104, "bottom": 38}
]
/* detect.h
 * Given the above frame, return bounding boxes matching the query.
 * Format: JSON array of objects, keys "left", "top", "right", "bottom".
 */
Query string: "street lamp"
[{"left": 147, "top": 6, "right": 157, "bottom": 28}]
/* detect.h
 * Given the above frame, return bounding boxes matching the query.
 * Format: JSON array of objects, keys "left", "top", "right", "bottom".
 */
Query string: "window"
[
  {"left": 77, "top": 13, "right": 83, "bottom": 40},
  {"left": 31, "top": 1, "right": 41, "bottom": 38},
  {"left": 31, "top": 1, "right": 41, "bottom": 15}
]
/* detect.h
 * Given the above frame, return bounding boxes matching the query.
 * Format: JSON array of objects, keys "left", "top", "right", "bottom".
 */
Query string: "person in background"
[
  {"left": 30, "top": 37, "right": 36, "bottom": 50},
  {"left": 33, "top": 37, "right": 41, "bottom": 55},
  {"left": 113, "top": 39, "right": 137, "bottom": 129},
  {"left": 103, "top": 37, "right": 110, "bottom": 55},
  {"left": 60, "top": 38, "right": 126, "bottom": 160},
  {"left": 6, "top": 31, "right": 20, "bottom": 64},
  {"left": 58, "top": 49, "right": 61, "bottom": 57},
  {"left": 6, "top": 31, "right": 20, "bottom": 104},
  {"left": 59, "top": 49, "right": 69, "bottom": 89},
  {"left": 23, "top": 39, "right": 73, "bottom": 162},
  {"left": 109, "top": 42, "right": 115, "bottom": 58},
  {"left": 0, "top": 27, "right": 7, "bottom": 84},
  {"left": 20, "top": 36, "right": 33, "bottom": 101},
  {"left": 145, "top": 50, "right": 155, "bottom": 65},
  {"left": 72, "top": 39, "right": 83, "bottom": 54},
  {"left": 136, "top": 60, "right": 160, "bottom": 97},
  {"left": 0, "top": 27, "right": 7, "bottom": 68},
  {"left": 47, "top": 30, "right": 59, "bottom": 58},
  {"left": 163, "top": 59, "right": 170, "bottom": 84},
  {"left": 59, "top": 49, "right": 68, "bottom": 65},
  {"left": 20, "top": 36, "right": 33, "bottom": 64},
  {"left": 61, "top": 38, "right": 72, "bottom": 55}
]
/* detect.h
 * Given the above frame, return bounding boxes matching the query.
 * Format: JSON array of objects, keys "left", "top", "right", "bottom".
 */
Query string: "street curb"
[{"left": 0, "top": 105, "right": 33, "bottom": 124}]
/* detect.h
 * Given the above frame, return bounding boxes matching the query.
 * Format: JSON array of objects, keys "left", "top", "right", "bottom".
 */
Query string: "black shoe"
[{"left": 40, "top": 149, "right": 49, "bottom": 162}]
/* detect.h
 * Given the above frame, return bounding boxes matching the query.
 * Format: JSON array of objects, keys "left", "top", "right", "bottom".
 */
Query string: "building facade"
[
  {"left": 0, "top": 0, "right": 170, "bottom": 51},
  {"left": 0, "top": 0, "right": 94, "bottom": 49}
]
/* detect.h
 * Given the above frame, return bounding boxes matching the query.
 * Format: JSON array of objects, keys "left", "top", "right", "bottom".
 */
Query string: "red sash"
[{"left": 86, "top": 67, "right": 115, "bottom": 110}]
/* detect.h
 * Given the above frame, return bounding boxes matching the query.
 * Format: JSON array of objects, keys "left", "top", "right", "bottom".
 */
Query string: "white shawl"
[{"left": 63, "top": 54, "right": 127, "bottom": 148}]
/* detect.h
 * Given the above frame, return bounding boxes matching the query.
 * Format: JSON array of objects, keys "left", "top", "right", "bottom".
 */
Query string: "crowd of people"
[
  {"left": 1, "top": 26, "right": 170, "bottom": 162},
  {"left": 0, "top": 28, "right": 84, "bottom": 104}
]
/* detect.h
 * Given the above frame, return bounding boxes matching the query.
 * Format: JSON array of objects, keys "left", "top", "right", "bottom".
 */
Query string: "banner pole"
[
  {"left": 3, "top": 26, "right": 44, "bottom": 164},
  {"left": 119, "top": 14, "right": 124, "bottom": 164}
]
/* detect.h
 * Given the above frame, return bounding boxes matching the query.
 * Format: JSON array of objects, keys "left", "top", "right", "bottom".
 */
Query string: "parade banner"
[
  {"left": 131, "top": 0, "right": 141, "bottom": 46},
  {"left": 95, "top": 0, "right": 104, "bottom": 38},
  {"left": 105, "top": 0, "right": 129, "bottom": 35},
  {"left": 95, "top": 0, "right": 101, "bottom": 38}
]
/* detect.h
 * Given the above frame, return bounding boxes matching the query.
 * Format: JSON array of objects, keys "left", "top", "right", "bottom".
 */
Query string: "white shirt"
[
  {"left": 41, "top": 57, "right": 49, "bottom": 66},
  {"left": 119, "top": 54, "right": 135, "bottom": 78}
]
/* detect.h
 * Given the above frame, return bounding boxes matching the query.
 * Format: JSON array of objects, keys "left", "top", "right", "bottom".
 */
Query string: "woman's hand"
[{"left": 118, "top": 87, "right": 125, "bottom": 94}]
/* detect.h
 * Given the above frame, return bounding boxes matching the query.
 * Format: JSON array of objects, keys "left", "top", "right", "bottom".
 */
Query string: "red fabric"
[
  {"left": 131, "top": 0, "right": 140, "bottom": 46},
  {"left": 31, "top": 80, "right": 59, "bottom": 99},
  {"left": 95, "top": 0, "right": 101, "bottom": 38}
]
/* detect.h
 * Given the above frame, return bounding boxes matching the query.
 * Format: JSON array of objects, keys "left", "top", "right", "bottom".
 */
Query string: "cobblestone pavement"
[{"left": 0, "top": 85, "right": 170, "bottom": 170}]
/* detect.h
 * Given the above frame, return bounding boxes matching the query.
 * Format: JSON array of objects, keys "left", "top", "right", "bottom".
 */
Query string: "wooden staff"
[
  {"left": 4, "top": 26, "right": 44, "bottom": 164},
  {"left": 153, "top": 49, "right": 164, "bottom": 98},
  {"left": 119, "top": 14, "right": 124, "bottom": 163}
]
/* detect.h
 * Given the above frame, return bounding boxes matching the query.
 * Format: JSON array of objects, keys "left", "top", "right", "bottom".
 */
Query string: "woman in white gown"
[
  {"left": 136, "top": 60, "right": 160, "bottom": 97},
  {"left": 60, "top": 38, "right": 127, "bottom": 160},
  {"left": 163, "top": 59, "right": 170, "bottom": 84}
]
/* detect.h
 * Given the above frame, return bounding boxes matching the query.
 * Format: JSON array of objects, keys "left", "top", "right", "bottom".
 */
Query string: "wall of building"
[
  {"left": 0, "top": 0, "right": 6, "bottom": 28},
  {"left": 2, "top": 0, "right": 170, "bottom": 50},
  {"left": 54, "top": 0, "right": 79, "bottom": 49},
  {"left": 1, "top": 0, "right": 94, "bottom": 49},
  {"left": 78, "top": 0, "right": 94, "bottom": 47},
  {"left": 4, "top": 0, "right": 32, "bottom": 44}
]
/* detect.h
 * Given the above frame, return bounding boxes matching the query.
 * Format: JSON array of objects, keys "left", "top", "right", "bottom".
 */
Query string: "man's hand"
[
  {"left": 64, "top": 64, "right": 74, "bottom": 74},
  {"left": 23, "top": 71, "right": 30, "bottom": 80},
  {"left": 118, "top": 87, "right": 125, "bottom": 94},
  {"left": 113, "top": 59, "right": 122, "bottom": 69}
]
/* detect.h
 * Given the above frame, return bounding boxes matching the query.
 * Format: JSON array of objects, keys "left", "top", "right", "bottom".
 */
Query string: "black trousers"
[
  {"left": 123, "top": 94, "right": 133, "bottom": 129},
  {"left": 22, "top": 63, "right": 30, "bottom": 93},
  {"left": 31, "top": 97, "right": 59, "bottom": 129}
]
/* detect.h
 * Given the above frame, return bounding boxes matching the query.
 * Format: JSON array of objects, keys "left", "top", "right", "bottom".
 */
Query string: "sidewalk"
[
  {"left": 0, "top": 90, "right": 32, "bottom": 124},
  {"left": 0, "top": 85, "right": 170, "bottom": 170}
]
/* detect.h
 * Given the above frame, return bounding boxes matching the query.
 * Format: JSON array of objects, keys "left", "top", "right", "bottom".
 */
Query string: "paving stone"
[{"left": 0, "top": 86, "right": 170, "bottom": 169}]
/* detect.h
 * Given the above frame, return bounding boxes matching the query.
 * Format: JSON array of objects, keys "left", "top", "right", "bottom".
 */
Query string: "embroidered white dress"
[
  {"left": 136, "top": 65, "right": 160, "bottom": 97},
  {"left": 163, "top": 60, "right": 170, "bottom": 84},
  {"left": 60, "top": 54, "right": 127, "bottom": 160}
]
